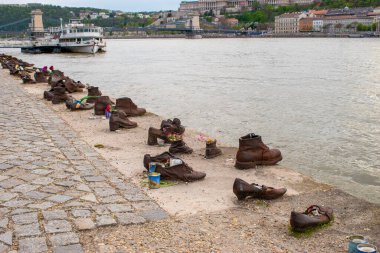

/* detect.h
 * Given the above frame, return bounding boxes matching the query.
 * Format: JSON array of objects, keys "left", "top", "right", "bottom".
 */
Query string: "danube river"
[{"left": 3, "top": 38, "right": 380, "bottom": 204}]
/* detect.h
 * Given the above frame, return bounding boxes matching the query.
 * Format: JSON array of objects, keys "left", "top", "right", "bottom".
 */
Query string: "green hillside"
[{"left": 0, "top": 4, "right": 108, "bottom": 32}]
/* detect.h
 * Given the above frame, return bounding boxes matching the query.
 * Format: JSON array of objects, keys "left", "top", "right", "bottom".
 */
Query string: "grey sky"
[{"left": 0, "top": 0, "right": 183, "bottom": 12}]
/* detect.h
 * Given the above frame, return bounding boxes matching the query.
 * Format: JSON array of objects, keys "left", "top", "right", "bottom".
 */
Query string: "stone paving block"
[
  {"left": 74, "top": 218, "right": 96, "bottom": 230},
  {"left": 54, "top": 180, "right": 76, "bottom": 187},
  {"left": 47, "top": 194, "right": 73, "bottom": 203},
  {"left": 76, "top": 184, "right": 91, "bottom": 192},
  {"left": 28, "top": 201, "right": 55, "bottom": 210},
  {"left": 80, "top": 193, "right": 98, "bottom": 203},
  {"left": 100, "top": 195, "right": 127, "bottom": 204},
  {"left": 0, "top": 176, "right": 9, "bottom": 182},
  {"left": 107, "top": 204, "right": 132, "bottom": 213},
  {"left": 71, "top": 209, "right": 91, "bottom": 218},
  {"left": 11, "top": 183, "right": 39, "bottom": 193},
  {"left": 140, "top": 209, "right": 169, "bottom": 221},
  {"left": 0, "top": 178, "right": 24, "bottom": 189},
  {"left": 53, "top": 244, "right": 84, "bottom": 253},
  {"left": 0, "top": 219, "right": 8, "bottom": 229},
  {"left": 42, "top": 210, "right": 67, "bottom": 220},
  {"left": 49, "top": 232, "right": 80, "bottom": 247},
  {"left": 44, "top": 220, "right": 72, "bottom": 234},
  {"left": 40, "top": 185, "right": 65, "bottom": 194},
  {"left": 84, "top": 176, "right": 106, "bottom": 182},
  {"left": 2, "top": 199, "right": 32, "bottom": 208},
  {"left": 96, "top": 215, "right": 117, "bottom": 227},
  {"left": 94, "top": 187, "right": 117, "bottom": 197},
  {"left": 16, "top": 173, "right": 40, "bottom": 182},
  {"left": 19, "top": 237, "right": 47, "bottom": 253},
  {"left": 0, "top": 231, "right": 12, "bottom": 246},
  {"left": 32, "top": 169, "right": 53, "bottom": 175},
  {"left": 0, "top": 192, "right": 18, "bottom": 202},
  {"left": 0, "top": 243, "right": 9, "bottom": 253},
  {"left": 115, "top": 213, "right": 146, "bottom": 225},
  {"left": 12, "top": 212, "right": 38, "bottom": 225},
  {"left": 14, "top": 223, "right": 41, "bottom": 237},
  {"left": 93, "top": 205, "right": 110, "bottom": 215},
  {"left": 24, "top": 190, "right": 50, "bottom": 200},
  {"left": 0, "top": 164, "right": 13, "bottom": 170},
  {"left": 32, "top": 177, "right": 54, "bottom": 185},
  {"left": 11, "top": 208, "right": 34, "bottom": 215},
  {"left": 0, "top": 208, "right": 9, "bottom": 216}
]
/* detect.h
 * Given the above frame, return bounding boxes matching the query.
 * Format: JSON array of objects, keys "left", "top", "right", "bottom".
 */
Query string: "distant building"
[
  {"left": 312, "top": 19, "right": 324, "bottom": 31},
  {"left": 89, "top": 13, "right": 99, "bottom": 20},
  {"left": 299, "top": 17, "right": 314, "bottom": 31},
  {"left": 309, "top": 9, "right": 328, "bottom": 17},
  {"left": 179, "top": 0, "right": 315, "bottom": 15},
  {"left": 274, "top": 12, "right": 310, "bottom": 34},
  {"left": 322, "top": 15, "right": 374, "bottom": 33}
]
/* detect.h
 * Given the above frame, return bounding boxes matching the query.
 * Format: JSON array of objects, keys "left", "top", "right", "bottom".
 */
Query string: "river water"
[{"left": 3, "top": 38, "right": 380, "bottom": 204}]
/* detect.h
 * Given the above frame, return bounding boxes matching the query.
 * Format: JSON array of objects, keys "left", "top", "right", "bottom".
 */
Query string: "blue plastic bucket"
[
  {"left": 349, "top": 236, "right": 367, "bottom": 253},
  {"left": 148, "top": 172, "right": 161, "bottom": 189},
  {"left": 357, "top": 244, "right": 377, "bottom": 253}
]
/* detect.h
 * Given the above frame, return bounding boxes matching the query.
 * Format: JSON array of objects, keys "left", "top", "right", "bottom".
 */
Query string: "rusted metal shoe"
[
  {"left": 233, "top": 178, "right": 287, "bottom": 200},
  {"left": 115, "top": 97, "right": 146, "bottom": 116},
  {"left": 143, "top": 152, "right": 206, "bottom": 182},
  {"left": 169, "top": 140, "right": 193, "bottom": 154},
  {"left": 205, "top": 139, "right": 222, "bottom": 159},
  {"left": 235, "top": 133, "right": 282, "bottom": 169},
  {"left": 109, "top": 111, "right": 137, "bottom": 131},
  {"left": 51, "top": 87, "right": 70, "bottom": 104},
  {"left": 147, "top": 127, "right": 167, "bottom": 145},
  {"left": 94, "top": 96, "right": 113, "bottom": 116},
  {"left": 65, "top": 98, "right": 94, "bottom": 111},
  {"left": 290, "top": 205, "right": 334, "bottom": 232},
  {"left": 87, "top": 86, "right": 102, "bottom": 103}
]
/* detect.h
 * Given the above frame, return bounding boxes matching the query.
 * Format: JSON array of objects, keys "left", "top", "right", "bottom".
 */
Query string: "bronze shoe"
[
  {"left": 147, "top": 127, "right": 167, "bottom": 145},
  {"left": 205, "top": 139, "right": 222, "bottom": 159},
  {"left": 290, "top": 205, "right": 333, "bottom": 232},
  {"left": 233, "top": 178, "right": 286, "bottom": 200},
  {"left": 109, "top": 111, "right": 137, "bottom": 131},
  {"left": 115, "top": 97, "right": 146, "bottom": 116},
  {"left": 143, "top": 152, "right": 206, "bottom": 182},
  {"left": 169, "top": 140, "right": 193, "bottom": 154}
]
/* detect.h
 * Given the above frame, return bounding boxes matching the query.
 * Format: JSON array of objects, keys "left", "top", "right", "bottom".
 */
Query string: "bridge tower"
[{"left": 30, "top": 9, "right": 44, "bottom": 38}]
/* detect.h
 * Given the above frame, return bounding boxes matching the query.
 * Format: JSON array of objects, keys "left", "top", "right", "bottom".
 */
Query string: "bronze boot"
[
  {"left": 235, "top": 133, "right": 282, "bottom": 169},
  {"left": 233, "top": 178, "right": 287, "bottom": 200},
  {"left": 143, "top": 152, "right": 206, "bottom": 182},
  {"left": 205, "top": 140, "right": 222, "bottom": 159},
  {"left": 43, "top": 90, "right": 54, "bottom": 101},
  {"left": 169, "top": 140, "right": 193, "bottom": 154},
  {"left": 94, "top": 96, "right": 113, "bottom": 116},
  {"left": 115, "top": 97, "right": 146, "bottom": 116},
  {"left": 109, "top": 111, "right": 137, "bottom": 131},
  {"left": 87, "top": 86, "right": 102, "bottom": 103},
  {"left": 147, "top": 127, "right": 167, "bottom": 145},
  {"left": 51, "top": 87, "right": 70, "bottom": 104}
]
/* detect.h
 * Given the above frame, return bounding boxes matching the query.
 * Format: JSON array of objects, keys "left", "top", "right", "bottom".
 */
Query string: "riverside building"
[{"left": 179, "top": 0, "right": 315, "bottom": 15}]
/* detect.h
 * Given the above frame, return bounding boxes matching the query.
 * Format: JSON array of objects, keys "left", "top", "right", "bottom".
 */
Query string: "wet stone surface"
[{"left": 0, "top": 72, "right": 167, "bottom": 251}]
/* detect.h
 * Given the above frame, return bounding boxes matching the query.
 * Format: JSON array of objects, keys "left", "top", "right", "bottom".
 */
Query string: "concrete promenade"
[{"left": 0, "top": 73, "right": 167, "bottom": 252}]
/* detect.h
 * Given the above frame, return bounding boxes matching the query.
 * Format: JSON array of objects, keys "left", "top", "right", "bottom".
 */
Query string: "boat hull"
[{"left": 61, "top": 44, "right": 99, "bottom": 54}]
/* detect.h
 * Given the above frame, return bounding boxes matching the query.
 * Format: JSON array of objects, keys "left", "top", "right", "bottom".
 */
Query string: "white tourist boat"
[{"left": 58, "top": 19, "right": 106, "bottom": 54}]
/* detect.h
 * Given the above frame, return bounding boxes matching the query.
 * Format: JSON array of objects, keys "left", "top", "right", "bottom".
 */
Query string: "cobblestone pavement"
[{"left": 0, "top": 72, "right": 167, "bottom": 253}]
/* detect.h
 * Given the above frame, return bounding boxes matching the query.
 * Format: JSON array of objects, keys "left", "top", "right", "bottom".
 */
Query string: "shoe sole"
[{"left": 235, "top": 156, "right": 282, "bottom": 169}]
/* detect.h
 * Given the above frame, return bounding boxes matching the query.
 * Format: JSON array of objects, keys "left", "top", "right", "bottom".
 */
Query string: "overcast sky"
[{"left": 0, "top": 0, "right": 183, "bottom": 12}]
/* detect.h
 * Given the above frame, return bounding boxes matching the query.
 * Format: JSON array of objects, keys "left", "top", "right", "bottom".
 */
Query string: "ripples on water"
[{"left": 4, "top": 38, "right": 380, "bottom": 204}]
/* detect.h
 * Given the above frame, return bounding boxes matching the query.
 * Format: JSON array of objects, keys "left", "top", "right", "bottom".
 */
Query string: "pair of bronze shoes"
[{"left": 233, "top": 179, "right": 333, "bottom": 231}]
